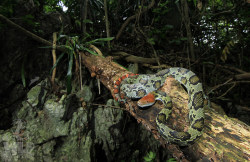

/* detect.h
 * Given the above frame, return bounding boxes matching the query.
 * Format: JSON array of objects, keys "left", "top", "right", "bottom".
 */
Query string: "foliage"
[
  {"left": 53, "top": 35, "right": 113, "bottom": 93},
  {"left": 143, "top": 151, "right": 156, "bottom": 162},
  {"left": 143, "top": 151, "right": 177, "bottom": 162},
  {"left": 1, "top": 0, "right": 248, "bottom": 110},
  {"left": 0, "top": 0, "right": 16, "bottom": 16},
  {"left": 1, "top": 0, "right": 247, "bottom": 115},
  {"left": 166, "top": 158, "right": 177, "bottom": 162},
  {"left": 43, "top": 0, "right": 65, "bottom": 13}
]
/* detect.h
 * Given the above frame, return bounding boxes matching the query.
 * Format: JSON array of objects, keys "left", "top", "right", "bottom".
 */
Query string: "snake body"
[{"left": 113, "top": 67, "right": 207, "bottom": 146}]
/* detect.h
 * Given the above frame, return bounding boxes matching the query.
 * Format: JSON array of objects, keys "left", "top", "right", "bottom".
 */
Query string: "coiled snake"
[{"left": 113, "top": 67, "right": 207, "bottom": 146}]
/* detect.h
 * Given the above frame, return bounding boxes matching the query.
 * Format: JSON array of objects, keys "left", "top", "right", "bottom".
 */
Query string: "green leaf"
[
  {"left": 50, "top": 53, "right": 65, "bottom": 74},
  {"left": 148, "top": 151, "right": 156, "bottom": 159},
  {"left": 166, "top": 158, "right": 177, "bottom": 162},
  {"left": 144, "top": 156, "right": 152, "bottom": 162},
  {"left": 75, "top": 19, "right": 81, "bottom": 26},
  {"left": 147, "top": 38, "right": 155, "bottom": 45},
  {"left": 85, "top": 37, "right": 114, "bottom": 45},
  {"left": 80, "top": 46, "right": 98, "bottom": 56},
  {"left": 193, "top": 0, "right": 197, "bottom": 7},
  {"left": 180, "top": 37, "right": 188, "bottom": 41}
]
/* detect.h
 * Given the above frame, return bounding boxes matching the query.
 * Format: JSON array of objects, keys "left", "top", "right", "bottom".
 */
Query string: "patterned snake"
[{"left": 113, "top": 67, "right": 208, "bottom": 146}]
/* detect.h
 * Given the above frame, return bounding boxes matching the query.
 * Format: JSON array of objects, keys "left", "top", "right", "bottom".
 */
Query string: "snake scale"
[{"left": 113, "top": 67, "right": 208, "bottom": 146}]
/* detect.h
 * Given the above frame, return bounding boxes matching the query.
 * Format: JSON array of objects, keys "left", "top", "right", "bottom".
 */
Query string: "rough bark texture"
[{"left": 81, "top": 53, "right": 250, "bottom": 161}]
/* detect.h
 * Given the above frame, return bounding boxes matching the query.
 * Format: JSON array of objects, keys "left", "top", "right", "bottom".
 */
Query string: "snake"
[{"left": 113, "top": 67, "right": 207, "bottom": 146}]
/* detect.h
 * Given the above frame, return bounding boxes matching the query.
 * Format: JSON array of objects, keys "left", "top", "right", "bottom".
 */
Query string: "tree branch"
[
  {"left": 0, "top": 14, "right": 66, "bottom": 52},
  {"left": 115, "top": 0, "right": 155, "bottom": 40}
]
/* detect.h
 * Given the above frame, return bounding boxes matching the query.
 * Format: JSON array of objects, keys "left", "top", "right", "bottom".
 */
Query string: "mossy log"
[{"left": 81, "top": 53, "right": 250, "bottom": 161}]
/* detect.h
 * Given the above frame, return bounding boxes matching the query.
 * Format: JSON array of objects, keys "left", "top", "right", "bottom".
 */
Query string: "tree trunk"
[
  {"left": 81, "top": 53, "right": 250, "bottom": 161},
  {"left": 181, "top": 0, "right": 195, "bottom": 61}
]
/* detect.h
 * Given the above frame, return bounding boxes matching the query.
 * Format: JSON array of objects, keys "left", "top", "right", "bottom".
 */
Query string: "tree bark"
[
  {"left": 81, "top": 0, "right": 88, "bottom": 34},
  {"left": 104, "top": 0, "right": 111, "bottom": 49},
  {"left": 81, "top": 53, "right": 250, "bottom": 162}
]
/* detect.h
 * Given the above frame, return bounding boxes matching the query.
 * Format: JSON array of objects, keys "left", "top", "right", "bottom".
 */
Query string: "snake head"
[{"left": 137, "top": 92, "right": 156, "bottom": 107}]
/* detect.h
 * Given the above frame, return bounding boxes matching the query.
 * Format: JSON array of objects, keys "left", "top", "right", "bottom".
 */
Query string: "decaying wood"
[{"left": 81, "top": 53, "right": 250, "bottom": 162}]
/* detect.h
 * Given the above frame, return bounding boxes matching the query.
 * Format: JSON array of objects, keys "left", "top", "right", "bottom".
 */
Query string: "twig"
[
  {"left": 51, "top": 32, "right": 57, "bottom": 86},
  {"left": 0, "top": 14, "right": 66, "bottom": 52},
  {"left": 115, "top": 0, "right": 155, "bottom": 40},
  {"left": 209, "top": 78, "right": 233, "bottom": 94},
  {"left": 217, "top": 82, "right": 236, "bottom": 99}
]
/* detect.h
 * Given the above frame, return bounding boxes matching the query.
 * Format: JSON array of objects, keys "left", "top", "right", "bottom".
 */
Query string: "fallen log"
[{"left": 81, "top": 52, "right": 250, "bottom": 162}]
